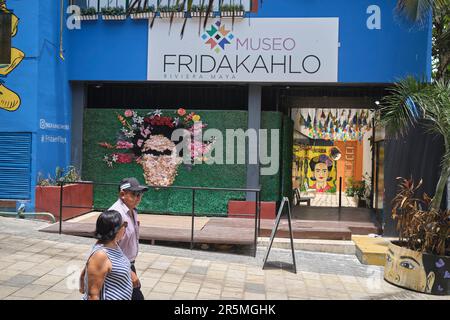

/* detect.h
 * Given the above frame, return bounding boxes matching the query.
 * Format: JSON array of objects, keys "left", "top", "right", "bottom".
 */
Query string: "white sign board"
[{"left": 148, "top": 18, "right": 339, "bottom": 83}]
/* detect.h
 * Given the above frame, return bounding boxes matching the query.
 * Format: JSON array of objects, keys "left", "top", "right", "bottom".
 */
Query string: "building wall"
[
  {"left": 66, "top": 0, "right": 432, "bottom": 82},
  {"left": 0, "top": 0, "right": 433, "bottom": 211},
  {"left": 0, "top": 0, "right": 71, "bottom": 209}
]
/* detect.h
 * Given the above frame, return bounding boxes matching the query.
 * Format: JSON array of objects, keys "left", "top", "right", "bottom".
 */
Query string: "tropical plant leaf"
[
  {"left": 203, "top": 0, "right": 215, "bottom": 30},
  {"left": 180, "top": 0, "right": 193, "bottom": 39},
  {"left": 150, "top": 0, "right": 161, "bottom": 29}
]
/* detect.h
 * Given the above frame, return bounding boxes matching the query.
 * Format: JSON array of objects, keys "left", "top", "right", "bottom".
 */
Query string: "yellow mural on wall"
[
  {"left": 0, "top": 0, "right": 23, "bottom": 112},
  {"left": 293, "top": 145, "right": 337, "bottom": 193}
]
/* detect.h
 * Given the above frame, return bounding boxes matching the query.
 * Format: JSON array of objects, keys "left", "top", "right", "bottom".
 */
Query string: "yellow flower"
[{"left": 192, "top": 115, "right": 201, "bottom": 122}]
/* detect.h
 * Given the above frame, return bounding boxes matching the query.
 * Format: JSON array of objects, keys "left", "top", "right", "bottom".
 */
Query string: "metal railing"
[{"left": 58, "top": 180, "right": 261, "bottom": 256}]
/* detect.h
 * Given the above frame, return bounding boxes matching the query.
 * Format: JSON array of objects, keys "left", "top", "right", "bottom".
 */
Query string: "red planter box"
[
  {"left": 35, "top": 183, "right": 93, "bottom": 222},
  {"left": 228, "top": 200, "right": 276, "bottom": 219}
]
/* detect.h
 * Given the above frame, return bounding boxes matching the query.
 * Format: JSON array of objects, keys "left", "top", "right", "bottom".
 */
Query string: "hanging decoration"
[{"left": 299, "top": 109, "right": 373, "bottom": 141}]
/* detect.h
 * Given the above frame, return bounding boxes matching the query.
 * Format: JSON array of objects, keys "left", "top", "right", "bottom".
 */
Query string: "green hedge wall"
[
  {"left": 281, "top": 115, "right": 294, "bottom": 202},
  {"left": 82, "top": 109, "right": 283, "bottom": 216}
]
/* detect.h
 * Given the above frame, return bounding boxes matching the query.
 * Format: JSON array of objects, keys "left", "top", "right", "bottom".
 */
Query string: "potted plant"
[
  {"left": 379, "top": 77, "right": 450, "bottom": 295},
  {"left": 383, "top": 177, "right": 449, "bottom": 295},
  {"left": 190, "top": 4, "right": 214, "bottom": 17},
  {"left": 130, "top": 5, "right": 155, "bottom": 19},
  {"left": 353, "top": 180, "right": 367, "bottom": 208},
  {"left": 78, "top": 7, "right": 98, "bottom": 21},
  {"left": 101, "top": 6, "right": 127, "bottom": 20},
  {"left": 220, "top": 3, "right": 245, "bottom": 18},
  {"left": 159, "top": 4, "right": 185, "bottom": 18},
  {"left": 35, "top": 166, "right": 93, "bottom": 222}
]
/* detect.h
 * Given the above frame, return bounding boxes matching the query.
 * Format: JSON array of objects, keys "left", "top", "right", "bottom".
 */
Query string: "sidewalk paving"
[{"left": 0, "top": 217, "right": 448, "bottom": 300}]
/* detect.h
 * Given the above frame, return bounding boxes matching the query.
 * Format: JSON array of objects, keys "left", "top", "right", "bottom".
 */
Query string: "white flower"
[
  {"left": 112, "top": 154, "right": 118, "bottom": 162},
  {"left": 153, "top": 109, "right": 162, "bottom": 117},
  {"left": 134, "top": 116, "right": 144, "bottom": 124},
  {"left": 173, "top": 117, "right": 180, "bottom": 126},
  {"left": 125, "top": 131, "right": 135, "bottom": 138}
]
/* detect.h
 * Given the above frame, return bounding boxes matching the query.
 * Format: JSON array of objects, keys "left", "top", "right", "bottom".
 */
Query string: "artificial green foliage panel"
[
  {"left": 281, "top": 115, "right": 294, "bottom": 202},
  {"left": 260, "top": 112, "right": 282, "bottom": 202}
]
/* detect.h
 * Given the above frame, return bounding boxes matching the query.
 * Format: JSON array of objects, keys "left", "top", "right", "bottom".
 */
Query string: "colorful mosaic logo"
[{"left": 201, "top": 21, "right": 234, "bottom": 53}]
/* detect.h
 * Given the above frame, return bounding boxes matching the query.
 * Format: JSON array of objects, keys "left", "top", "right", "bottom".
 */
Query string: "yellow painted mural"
[
  {"left": 0, "top": 0, "right": 23, "bottom": 112},
  {"left": 293, "top": 145, "right": 337, "bottom": 193}
]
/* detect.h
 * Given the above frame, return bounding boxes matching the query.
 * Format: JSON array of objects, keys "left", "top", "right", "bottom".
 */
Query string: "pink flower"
[
  {"left": 124, "top": 109, "right": 133, "bottom": 117},
  {"left": 137, "top": 139, "right": 144, "bottom": 148},
  {"left": 116, "top": 140, "right": 134, "bottom": 149},
  {"left": 140, "top": 127, "right": 151, "bottom": 138},
  {"left": 177, "top": 108, "right": 186, "bottom": 116}
]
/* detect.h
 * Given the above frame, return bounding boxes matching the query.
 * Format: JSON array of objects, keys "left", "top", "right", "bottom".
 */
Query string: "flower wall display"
[
  {"left": 296, "top": 109, "right": 373, "bottom": 142},
  {"left": 99, "top": 108, "right": 214, "bottom": 187}
]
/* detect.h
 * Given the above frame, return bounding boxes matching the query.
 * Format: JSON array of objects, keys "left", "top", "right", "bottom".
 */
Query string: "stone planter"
[
  {"left": 384, "top": 241, "right": 450, "bottom": 295},
  {"left": 102, "top": 15, "right": 127, "bottom": 21},
  {"left": 190, "top": 11, "right": 215, "bottom": 18},
  {"left": 77, "top": 15, "right": 98, "bottom": 21},
  {"left": 130, "top": 12, "right": 155, "bottom": 19},
  {"left": 35, "top": 183, "right": 94, "bottom": 222},
  {"left": 220, "top": 11, "right": 245, "bottom": 18},
  {"left": 159, "top": 12, "right": 185, "bottom": 18},
  {"left": 228, "top": 200, "right": 276, "bottom": 219}
]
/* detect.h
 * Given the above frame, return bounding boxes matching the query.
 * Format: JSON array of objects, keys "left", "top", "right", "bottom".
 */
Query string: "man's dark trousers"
[{"left": 131, "top": 262, "right": 145, "bottom": 300}]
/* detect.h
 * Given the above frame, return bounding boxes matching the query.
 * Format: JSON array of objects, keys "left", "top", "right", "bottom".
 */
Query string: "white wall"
[{"left": 362, "top": 129, "right": 372, "bottom": 181}]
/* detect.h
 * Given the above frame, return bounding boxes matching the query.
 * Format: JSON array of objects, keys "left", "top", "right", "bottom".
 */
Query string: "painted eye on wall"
[
  {"left": 386, "top": 255, "right": 392, "bottom": 263},
  {"left": 400, "top": 261, "right": 415, "bottom": 270}
]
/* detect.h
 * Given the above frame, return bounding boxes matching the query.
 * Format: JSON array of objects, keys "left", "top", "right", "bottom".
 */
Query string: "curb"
[{"left": 257, "top": 237, "right": 356, "bottom": 255}]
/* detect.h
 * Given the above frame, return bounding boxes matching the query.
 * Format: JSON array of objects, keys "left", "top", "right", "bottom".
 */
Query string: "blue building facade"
[{"left": 0, "top": 0, "right": 432, "bottom": 213}]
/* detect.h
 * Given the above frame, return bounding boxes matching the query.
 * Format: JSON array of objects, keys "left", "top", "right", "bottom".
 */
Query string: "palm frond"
[
  {"left": 203, "top": 0, "right": 215, "bottom": 30},
  {"left": 396, "top": 0, "right": 434, "bottom": 24},
  {"left": 198, "top": 0, "right": 206, "bottom": 35},
  {"left": 169, "top": 0, "right": 182, "bottom": 33},
  {"left": 379, "top": 77, "right": 428, "bottom": 137},
  {"left": 180, "top": 0, "right": 191, "bottom": 39},
  {"left": 150, "top": 0, "right": 161, "bottom": 29}
]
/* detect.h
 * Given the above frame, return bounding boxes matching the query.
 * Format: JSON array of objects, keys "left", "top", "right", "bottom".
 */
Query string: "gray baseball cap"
[{"left": 119, "top": 177, "right": 149, "bottom": 192}]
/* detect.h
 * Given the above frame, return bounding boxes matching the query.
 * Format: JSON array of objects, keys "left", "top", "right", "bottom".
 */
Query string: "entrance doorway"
[{"left": 291, "top": 108, "right": 374, "bottom": 211}]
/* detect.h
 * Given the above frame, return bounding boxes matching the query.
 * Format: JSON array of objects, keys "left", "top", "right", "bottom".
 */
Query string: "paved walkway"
[{"left": 0, "top": 217, "right": 447, "bottom": 300}]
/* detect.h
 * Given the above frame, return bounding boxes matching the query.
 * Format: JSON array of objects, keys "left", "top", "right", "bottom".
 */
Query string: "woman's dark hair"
[
  {"left": 94, "top": 210, "right": 123, "bottom": 242},
  {"left": 309, "top": 154, "right": 333, "bottom": 181}
]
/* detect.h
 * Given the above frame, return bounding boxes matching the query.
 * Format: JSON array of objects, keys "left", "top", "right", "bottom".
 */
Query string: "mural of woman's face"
[
  {"left": 314, "top": 163, "right": 329, "bottom": 183},
  {"left": 385, "top": 246, "right": 435, "bottom": 293}
]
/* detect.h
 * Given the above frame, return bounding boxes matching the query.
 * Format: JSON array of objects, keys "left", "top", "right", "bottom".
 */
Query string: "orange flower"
[{"left": 98, "top": 142, "right": 114, "bottom": 149}]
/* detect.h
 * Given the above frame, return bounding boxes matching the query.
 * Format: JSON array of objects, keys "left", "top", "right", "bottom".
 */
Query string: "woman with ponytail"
[{"left": 79, "top": 210, "right": 136, "bottom": 300}]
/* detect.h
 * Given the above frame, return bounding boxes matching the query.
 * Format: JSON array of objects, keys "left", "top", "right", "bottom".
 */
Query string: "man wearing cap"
[{"left": 109, "top": 177, "right": 148, "bottom": 300}]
